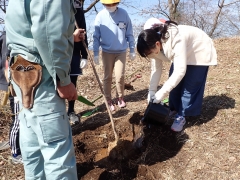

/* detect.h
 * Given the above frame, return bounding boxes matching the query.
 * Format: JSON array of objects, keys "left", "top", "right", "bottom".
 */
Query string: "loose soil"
[{"left": 1, "top": 37, "right": 240, "bottom": 180}]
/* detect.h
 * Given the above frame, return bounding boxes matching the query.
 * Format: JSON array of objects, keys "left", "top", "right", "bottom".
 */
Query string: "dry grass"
[{"left": 0, "top": 36, "right": 240, "bottom": 180}]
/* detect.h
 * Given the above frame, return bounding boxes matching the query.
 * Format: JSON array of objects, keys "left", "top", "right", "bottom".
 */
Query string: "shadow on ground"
[
  {"left": 72, "top": 89, "right": 148, "bottom": 136},
  {"left": 75, "top": 94, "right": 235, "bottom": 179},
  {"left": 185, "top": 94, "right": 235, "bottom": 127}
]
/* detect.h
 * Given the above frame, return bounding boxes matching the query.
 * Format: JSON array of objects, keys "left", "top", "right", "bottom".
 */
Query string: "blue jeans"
[
  {"left": 169, "top": 64, "right": 209, "bottom": 117},
  {"left": 12, "top": 64, "right": 77, "bottom": 180}
]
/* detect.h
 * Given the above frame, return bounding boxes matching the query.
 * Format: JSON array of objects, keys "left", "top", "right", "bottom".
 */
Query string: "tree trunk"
[
  {"left": 208, "top": 0, "right": 224, "bottom": 37},
  {"left": 168, "top": 0, "right": 180, "bottom": 21}
]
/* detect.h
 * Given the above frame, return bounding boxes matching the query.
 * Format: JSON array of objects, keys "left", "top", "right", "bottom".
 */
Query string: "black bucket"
[{"left": 142, "top": 102, "right": 170, "bottom": 125}]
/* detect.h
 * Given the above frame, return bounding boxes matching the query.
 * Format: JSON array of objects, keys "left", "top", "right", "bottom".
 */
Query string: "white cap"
[{"left": 143, "top": 17, "right": 164, "bottom": 30}]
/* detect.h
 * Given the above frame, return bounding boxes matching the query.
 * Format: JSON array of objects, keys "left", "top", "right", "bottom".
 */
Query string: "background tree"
[
  {"left": 0, "top": 0, "right": 239, "bottom": 38},
  {"left": 0, "top": 0, "right": 8, "bottom": 31},
  {"left": 139, "top": 0, "right": 240, "bottom": 38}
]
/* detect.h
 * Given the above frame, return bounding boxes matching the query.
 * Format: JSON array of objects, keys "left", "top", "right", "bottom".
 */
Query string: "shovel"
[
  {"left": 124, "top": 74, "right": 142, "bottom": 89},
  {"left": 78, "top": 95, "right": 95, "bottom": 106},
  {"left": 82, "top": 107, "right": 99, "bottom": 117}
]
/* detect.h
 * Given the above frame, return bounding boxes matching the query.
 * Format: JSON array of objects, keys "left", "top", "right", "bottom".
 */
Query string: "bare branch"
[
  {"left": 0, "top": 0, "right": 8, "bottom": 13},
  {"left": 223, "top": 0, "right": 240, "bottom": 7},
  {"left": 225, "top": 13, "right": 240, "bottom": 31},
  {"left": 83, "top": 0, "right": 100, "bottom": 13},
  {"left": 210, "top": 0, "right": 224, "bottom": 36}
]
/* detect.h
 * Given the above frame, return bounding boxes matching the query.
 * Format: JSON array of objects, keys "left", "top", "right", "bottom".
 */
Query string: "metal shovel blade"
[{"left": 78, "top": 96, "right": 95, "bottom": 106}]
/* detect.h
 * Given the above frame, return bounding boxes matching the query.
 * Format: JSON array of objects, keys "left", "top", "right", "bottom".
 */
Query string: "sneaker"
[
  {"left": 108, "top": 100, "right": 115, "bottom": 112},
  {"left": 171, "top": 115, "right": 186, "bottom": 132},
  {"left": 117, "top": 98, "right": 126, "bottom": 108},
  {"left": 12, "top": 154, "right": 23, "bottom": 164},
  {"left": 69, "top": 113, "right": 80, "bottom": 125}
]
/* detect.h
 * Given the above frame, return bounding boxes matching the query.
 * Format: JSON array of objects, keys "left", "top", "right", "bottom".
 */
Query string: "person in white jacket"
[{"left": 137, "top": 18, "right": 217, "bottom": 132}]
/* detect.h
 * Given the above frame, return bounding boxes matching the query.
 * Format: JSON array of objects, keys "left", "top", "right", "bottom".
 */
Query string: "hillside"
[{"left": 0, "top": 37, "right": 240, "bottom": 180}]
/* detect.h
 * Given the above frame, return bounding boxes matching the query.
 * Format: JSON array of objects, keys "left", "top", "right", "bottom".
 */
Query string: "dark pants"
[
  {"left": 169, "top": 64, "right": 209, "bottom": 117},
  {"left": 67, "top": 75, "right": 78, "bottom": 115},
  {"left": 9, "top": 94, "right": 21, "bottom": 156},
  {"left": 68, "top": 54, "right": 83, "bottom": 115}
]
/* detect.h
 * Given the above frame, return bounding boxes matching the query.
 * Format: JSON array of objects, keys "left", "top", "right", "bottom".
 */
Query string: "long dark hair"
[
  {"left": 137, "top": 29, "right": 161, "bottom": 57},
  {"left": 137, "top": 20, "right": 178, "bottom": 57}
]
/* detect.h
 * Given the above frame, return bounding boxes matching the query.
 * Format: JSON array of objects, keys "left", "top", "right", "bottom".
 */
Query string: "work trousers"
[
  {"left": 11, "top": 63, "right": 77, "bottom": 180},
  {"left": 101, "top": 51, "right": 126, "bottom": 100}
]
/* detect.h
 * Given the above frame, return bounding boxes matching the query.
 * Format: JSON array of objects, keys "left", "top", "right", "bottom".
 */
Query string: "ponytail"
[{"left": 152, "top": 20, "right": 178, "bottom": 40}]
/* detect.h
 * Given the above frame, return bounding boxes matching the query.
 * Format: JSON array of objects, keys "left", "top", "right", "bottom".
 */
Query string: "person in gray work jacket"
[{"left": 5, "top": 0, "right": 85, "bottom": 179}]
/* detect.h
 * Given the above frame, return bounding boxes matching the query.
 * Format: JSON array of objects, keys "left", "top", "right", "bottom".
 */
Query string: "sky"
[
  {"left": 83, "top": 0, "right": 160, "bottom": 47},
  {"left": 84, "top": 0, "right": 158, "bottom": 24},
  {"left": 1, "top": 0, "right": 238, "bottom": 37},
  {"left": 83, "top": 0, "right": 240, "bottom": 42}
]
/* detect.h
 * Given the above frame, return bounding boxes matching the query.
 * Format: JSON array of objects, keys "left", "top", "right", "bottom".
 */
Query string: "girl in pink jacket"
[{"left": 137, "top": 18, "right": 217, "bottom": 132}]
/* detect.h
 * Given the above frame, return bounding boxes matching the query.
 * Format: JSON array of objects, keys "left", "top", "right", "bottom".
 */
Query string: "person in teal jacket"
[{"left": 5, "top": 0, "right": 84, "bottom": 179}]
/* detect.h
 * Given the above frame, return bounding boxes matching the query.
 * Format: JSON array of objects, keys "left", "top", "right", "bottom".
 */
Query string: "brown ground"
[{"left": 0, "top": 37, "right": 240, "bottom": 180}]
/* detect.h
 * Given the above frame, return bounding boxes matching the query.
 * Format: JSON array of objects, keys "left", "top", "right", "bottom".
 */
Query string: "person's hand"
[
  {"left": 152, "top": 90, "right": 164, "bottom": 104},
  {"left": 73, "top": 28, "right": 85, "bottom": 42},
  {"left": 57, "top": 82, "right": 77, "bottom": 101},
  {"left": 80, "top": 58, "right": 88, "bottom": 69},
  {"left": 94, "top": 56, "right": 99, "bottom": 65},
  {"left": 4, "top": 60, "right": 9, "bottom": 82},
  {"left": 147, "top": 90, "right": 155, "bottom": 103},
  {"left": 130, "top": 52, "right": 136, "bottom": 60}
]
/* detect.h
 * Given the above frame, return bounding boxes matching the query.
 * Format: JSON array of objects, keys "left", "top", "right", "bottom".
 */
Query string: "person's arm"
[
  {"left": 29, "top": 0, "right": 77, "bottom": 101},
  {"left": 125, "top": 13, "right": 135, "bottom": 53},
  {"left": 153, "top": 35, "right": 187, "bottom": 103},
  {"left": 93, "top": 14, "right": 101, "bottom": 57},
  {"left": 78, "top": 8, "right": 88, "bottom": 59},
  {"left": 30, "top": 0, "right": 75, "bottom": 87},
  {"left": 147, "top": 58, "right": 162, "bottom": 102},
  {"left": 149, "top": 58, "right": 162, "bottom": 92}
]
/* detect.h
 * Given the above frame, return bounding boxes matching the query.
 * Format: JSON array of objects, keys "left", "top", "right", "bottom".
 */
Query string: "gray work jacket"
[{"left": 5, "top": 0, "right": 76, "bottom": 88}]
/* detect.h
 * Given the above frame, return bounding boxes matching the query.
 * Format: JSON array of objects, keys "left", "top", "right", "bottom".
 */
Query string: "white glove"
[
  {"left": 130, "top": 52, "right": 136, "bottom": 60},
  {"left": 94, "top": 56, "right": 99, "bottom": 65},
  {"left": 147, "top": 90, "right": 155, "bottom": 103},
  {"left": 152, "top": 90, "right": 164, "bottom": 104},
  {"left": 80, "top": 58, "right": 88, "bottom": 69}
]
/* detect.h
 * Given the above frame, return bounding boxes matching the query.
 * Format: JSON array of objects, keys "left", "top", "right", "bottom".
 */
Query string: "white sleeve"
[
  {"left": 149, "top": 58, "right": 162, "bottom": 92},
  {"left": 155, "top": 35, "right": 187, "bottom": 100}
]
